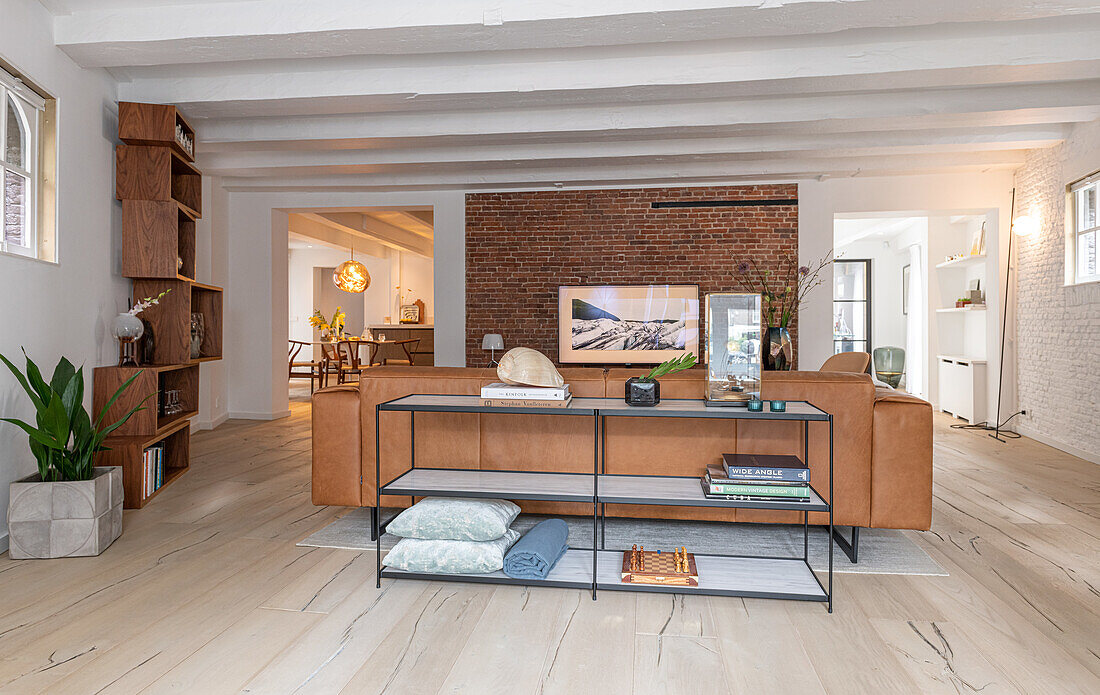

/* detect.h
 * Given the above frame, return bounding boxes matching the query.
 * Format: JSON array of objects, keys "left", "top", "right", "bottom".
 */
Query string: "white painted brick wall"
[{"left": 1014, "top": 146, "right": 1100, "bottom": 462}]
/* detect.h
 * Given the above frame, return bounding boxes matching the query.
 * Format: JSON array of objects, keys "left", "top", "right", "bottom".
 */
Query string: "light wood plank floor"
[{"left": 1, "top": 388, "right": 1098, "bottom": 694}]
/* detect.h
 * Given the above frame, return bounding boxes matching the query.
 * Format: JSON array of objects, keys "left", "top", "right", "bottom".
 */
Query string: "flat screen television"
[{"left": 558, "top": 284, "right": 700, "bottom": 364}]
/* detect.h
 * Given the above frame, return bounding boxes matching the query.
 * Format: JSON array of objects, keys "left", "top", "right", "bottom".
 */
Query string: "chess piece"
[
  {"left": 639, "top": 546, "right": 645, "bottom": 571},
  {"left": 630, "top": 545, "right": 638, "bottom": 572}
]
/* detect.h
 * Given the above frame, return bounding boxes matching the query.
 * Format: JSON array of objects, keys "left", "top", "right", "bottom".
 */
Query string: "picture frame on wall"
[
  {"left": 399, "top": 303, "right": 421, "bottom": 324},
  {"left": 558, "top": 284, "right": 700, "bottom": 364}
]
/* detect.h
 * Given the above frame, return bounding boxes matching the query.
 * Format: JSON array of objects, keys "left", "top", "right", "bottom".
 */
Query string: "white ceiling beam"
[
  {"left": 196, "top": 125, "right": 1066, "bottom": 175},
  {"left": 115, "top": 20, "right": 1100, "bottom": 110},
  {"left": 188, "top": 82, "right": 1100, "bottom": 148},
  {"left": 197, "top": 108, "right": 1098, "bottom": 154},
  {"left": 286, "top": 214, "right": 389, "bottom": 258},
  {"left": 366, "top": 211, "right": 434, "bottom": 240},
  {"left": 310, "top": 212, "right": 433, "bottom": 258},
  {"left": 219, "top": 150, "right": 1027, "bottom": 192},
  {"left": 53, "top": 0, "right": 1100, "bottom": 68}
]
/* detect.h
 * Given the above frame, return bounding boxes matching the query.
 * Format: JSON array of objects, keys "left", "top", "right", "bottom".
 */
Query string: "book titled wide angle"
[{"left": 721, "top": 453, "right": 809, "bottom": 482}]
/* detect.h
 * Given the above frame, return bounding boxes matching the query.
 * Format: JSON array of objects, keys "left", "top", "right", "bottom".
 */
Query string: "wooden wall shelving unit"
[{"left": 97, "top": 101, "right": 222, "bottom": 509}]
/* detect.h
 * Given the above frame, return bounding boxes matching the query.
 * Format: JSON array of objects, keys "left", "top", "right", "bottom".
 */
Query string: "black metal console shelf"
[{"left": 374, "top": 395, "right": 834, "bottom": 612}]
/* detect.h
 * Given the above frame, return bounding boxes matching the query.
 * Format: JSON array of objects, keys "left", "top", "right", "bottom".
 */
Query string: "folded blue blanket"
[{"left": 503, "top": 519, "right": 569, "bottom": 579}]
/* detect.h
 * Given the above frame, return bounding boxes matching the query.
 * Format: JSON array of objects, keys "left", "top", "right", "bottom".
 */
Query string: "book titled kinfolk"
[
  {"left": 722, "top": 453, "right": 809, "bottom": 482},
  {"left": 479, "top": 382, "right": 571, "bottom": 400}
]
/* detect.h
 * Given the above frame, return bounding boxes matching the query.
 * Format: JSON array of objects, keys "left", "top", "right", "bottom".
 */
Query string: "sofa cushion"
[{"left": 386, "top": 497, "right": 520, "bottom": 541}]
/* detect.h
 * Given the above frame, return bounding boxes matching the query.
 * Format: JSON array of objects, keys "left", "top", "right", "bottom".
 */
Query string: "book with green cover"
[{"left": 703, "top": 479, "right": 810, "bottom": 497}]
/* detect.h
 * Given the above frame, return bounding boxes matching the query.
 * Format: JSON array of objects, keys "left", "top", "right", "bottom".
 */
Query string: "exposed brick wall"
[
  {"left": 1014, "top": 145, "right": 1100, "bottom": 460},
  {"left": 465, "top": 185, "right": 798, "bottom": 367}
]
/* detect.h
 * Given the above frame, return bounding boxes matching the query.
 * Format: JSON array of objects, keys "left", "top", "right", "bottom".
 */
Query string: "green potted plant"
[
  {"left": 1, "top": 351, "right": 150, "bottom": 559},
  {"left": 625, "top": 353, "right": 697, "bottom": 406}
]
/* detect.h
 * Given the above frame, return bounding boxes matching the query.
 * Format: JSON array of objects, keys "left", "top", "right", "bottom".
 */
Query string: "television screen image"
[{"left": 558, "top": 285, "right": 700, "bottom": 364}]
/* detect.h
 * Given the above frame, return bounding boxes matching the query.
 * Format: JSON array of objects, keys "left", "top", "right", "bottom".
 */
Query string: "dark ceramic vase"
[
  {"left": 763, "top": 327, "right": 793, "bottom": 371},
  {"left": 625, "top": 377, "right": 660, "bottom": 406}
]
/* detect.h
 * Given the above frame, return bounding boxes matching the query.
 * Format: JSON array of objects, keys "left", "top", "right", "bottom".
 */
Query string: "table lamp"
[{"left": 482, "top": 334, "right": 504, "bottom": 366}]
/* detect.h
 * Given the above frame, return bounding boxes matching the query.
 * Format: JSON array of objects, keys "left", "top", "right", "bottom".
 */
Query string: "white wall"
[
  {"left": 800, "top": 172, "right": 1015, "bottom": 419},
  {"left": 398, "top": 252, "right": 434, "bottom": 323},
  {"left": 0, "top": 0, "right": 123, "bottom": 550},
  {"left": 288, "top": 245, "right": 363, "bottom": 341},
  {"left": 220, "top": 190, "right": 463, "bottom": 421},
  {"left": 1013, "top": 117, "right": 1100, "bottom": 463},
  {"left": 195, "top": 176, "right": 229, "bottom": 430}
]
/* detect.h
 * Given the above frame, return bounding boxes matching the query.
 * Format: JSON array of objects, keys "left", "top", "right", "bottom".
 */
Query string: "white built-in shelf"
[
  {"left": 936, "top": 306, "right": 987, "bottom": 313},
  {"left": 937, "top": 354, "right": 988, "bottom": 364},
  {"left": 935, "top": 254, "right": 986, "bottom": 269}
]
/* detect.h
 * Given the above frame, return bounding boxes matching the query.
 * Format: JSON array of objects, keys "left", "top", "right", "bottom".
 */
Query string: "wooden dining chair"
[
  {"left": 318, "top": 341, "right": 342, "bottom": 388},
  {"left": 362, "top": 340, "right": 382, "bottom": 367},
  {"left": 383, "top": 338, "right": 421, "bottom": 366},
  {"left": 336, "top": 340, "right": 366, "bottom": 383},
  {"left": 288, "top": 340, "right": 319, "bottom": 393}
]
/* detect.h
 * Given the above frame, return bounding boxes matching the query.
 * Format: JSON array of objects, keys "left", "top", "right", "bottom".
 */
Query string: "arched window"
[{"left": 2, "top": 66, "right": 45, "bottom": 259}]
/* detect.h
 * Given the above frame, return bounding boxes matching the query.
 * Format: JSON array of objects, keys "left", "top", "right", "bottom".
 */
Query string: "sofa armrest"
[
  {"left": 312, "top": 385, "right": 362, "bottom": 506},
  {"left": 870, "top": 387, "right": 933, "bottom": 530}
]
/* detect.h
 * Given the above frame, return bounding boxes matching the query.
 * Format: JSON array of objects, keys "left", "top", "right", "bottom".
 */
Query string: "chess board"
[{"left": 620, "top": 550, "right": 699, "bottom": 586}]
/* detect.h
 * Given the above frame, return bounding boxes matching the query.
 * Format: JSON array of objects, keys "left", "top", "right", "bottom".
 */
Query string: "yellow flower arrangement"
[{"left": 310, "top": 307, "right": 346, "bottom": 339}]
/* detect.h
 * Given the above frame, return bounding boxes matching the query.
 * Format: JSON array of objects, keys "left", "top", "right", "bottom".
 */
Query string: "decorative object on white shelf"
[
  {"left": 496, "top": 347, "right": 564, "bottom": 388},
  {"left": 482, "top": 333, "right": 504, "bottom": 366}
]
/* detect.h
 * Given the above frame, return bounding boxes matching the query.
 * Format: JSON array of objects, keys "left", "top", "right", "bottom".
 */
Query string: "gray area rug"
[{"left": 299, "top": 507, "right": 947, "bottom": 576}]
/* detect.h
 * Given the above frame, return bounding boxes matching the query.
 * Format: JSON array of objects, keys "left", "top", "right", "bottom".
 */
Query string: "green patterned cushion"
[
  {"left": 384, "top": 530, "right": 520, "bottom": 574},
  {"left": 387, "top": 497, "right": 520, "bottom": 541}
]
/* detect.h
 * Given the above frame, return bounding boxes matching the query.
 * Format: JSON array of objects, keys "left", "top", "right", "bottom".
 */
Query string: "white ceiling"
[{"left": 41, "top": 0, "right": 1100, "bottom": 191}]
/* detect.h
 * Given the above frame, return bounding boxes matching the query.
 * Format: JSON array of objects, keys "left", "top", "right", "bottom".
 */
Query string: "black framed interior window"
[{"left": 833, "top": 259, "right": 872, "bottom": 354}]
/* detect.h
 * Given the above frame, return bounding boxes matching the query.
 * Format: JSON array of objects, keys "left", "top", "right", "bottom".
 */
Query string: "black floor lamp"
[{"left": 990, "top": 187, "right": 1036, "bottom": 442}]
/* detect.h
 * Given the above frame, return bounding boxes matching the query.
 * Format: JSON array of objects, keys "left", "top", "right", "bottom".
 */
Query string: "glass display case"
[{"left": 704, "top": 293, "right": 762, "bottom": 406}]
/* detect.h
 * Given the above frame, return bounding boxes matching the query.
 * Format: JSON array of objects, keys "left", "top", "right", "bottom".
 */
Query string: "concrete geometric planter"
[{"left": 7, "top": 466, "right": 123, "bottom": 559}]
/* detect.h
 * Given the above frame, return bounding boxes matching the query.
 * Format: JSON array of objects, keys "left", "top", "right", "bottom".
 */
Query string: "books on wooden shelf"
[
  {"left": 142, "top": 443, "right": 165, "bottom": 498},
  {"left": 479, "top": 382, "right": 572, "bottom": 408}
]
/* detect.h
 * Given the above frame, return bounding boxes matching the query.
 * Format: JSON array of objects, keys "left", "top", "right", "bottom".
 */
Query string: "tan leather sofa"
[{"left": 311, "top": 367, "right": 933, "bottom": 536}]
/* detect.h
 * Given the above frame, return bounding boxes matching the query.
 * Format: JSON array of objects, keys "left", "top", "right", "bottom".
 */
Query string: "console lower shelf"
[{"left": 380, "top": 549, "right": 827, "bottom": 602}]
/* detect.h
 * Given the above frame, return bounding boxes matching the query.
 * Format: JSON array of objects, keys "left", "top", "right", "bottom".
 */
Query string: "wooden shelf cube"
[
  {"left": 132, "top": 278, "right": 193, "bottom": 365},
  {"left": 118, "top": 101, "right": 196, "bottom": 162},
  {"left": 116, "top": 145, "right": 202, "bottom": 218},
  {"left": 97, "top": 418, "right": 190, "bottom": 509},
  {"left": 121, "top": 200, "right": 197, "bottom": 280},
  {"left": 93, "top": 363, "right": 199, "bottom": 438},
  {"left": 190, "top": 283, "right": 223, "bottom": 361}
]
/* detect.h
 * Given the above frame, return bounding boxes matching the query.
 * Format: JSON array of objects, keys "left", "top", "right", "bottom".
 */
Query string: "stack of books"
[
  {"left": 700, "top": 453, "right": 811, "bottom": 502},
  {"left": 142, "top": 443, "right": 165, "bottom": 498},
  {"left": 479, "top": 382, "right": 572, "bottom": 408}
]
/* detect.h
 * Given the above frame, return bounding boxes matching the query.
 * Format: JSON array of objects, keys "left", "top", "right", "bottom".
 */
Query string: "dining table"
[{"left": 310, "top": 338, "right": 415, "bottom": 366}]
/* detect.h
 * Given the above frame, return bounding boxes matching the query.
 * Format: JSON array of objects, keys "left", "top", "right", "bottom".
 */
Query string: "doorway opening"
[
  {"left": 833, "top": 212, "right": 995, "bottom": 414},
  {"left": 286, "top": 208, "right": 435, "bottom": 391}
]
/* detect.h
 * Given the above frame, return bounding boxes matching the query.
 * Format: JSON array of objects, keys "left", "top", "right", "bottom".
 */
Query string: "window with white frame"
[
  {"left": 1070, "top": 173, "right": 1099, "bottom": 285},
  {"left": 1, "top": 65, "right": 45, "bottom": 259}
]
